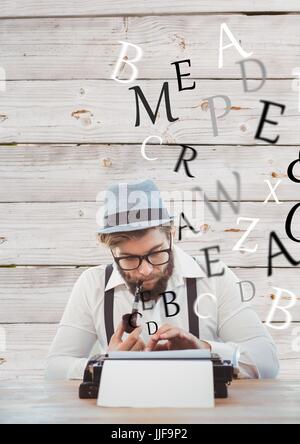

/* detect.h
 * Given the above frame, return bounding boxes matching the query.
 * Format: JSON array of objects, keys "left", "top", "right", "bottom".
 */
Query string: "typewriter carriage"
[{"left": 79, "top": 353, "right": 235, "bottom": 400}]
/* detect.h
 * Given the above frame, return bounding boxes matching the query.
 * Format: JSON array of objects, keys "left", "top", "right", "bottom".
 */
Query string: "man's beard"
[{"left": 117, "top": 251, "right": 175, "bottom": 303}]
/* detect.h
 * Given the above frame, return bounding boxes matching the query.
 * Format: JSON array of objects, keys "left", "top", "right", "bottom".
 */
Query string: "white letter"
[
  {"left": 263, "top": 179, "right": 282, "bottom": 205},
  {"left": 194, "top": 293, "right": 217, "bottom": 319},
  {"left": 219, "top": 23, "right": 253, "bottom": 69},
  {"left": 127, "top": 190, "right": 148, "bottom": 224},
  {"left": 95, "top": 190, "right": 117, "bottom": 229},
  {"left": 141, "top": 135, "right": 162, "bottom": 161},
  {"left": 111, "top": 41, "right": 143, "bottom": 83},
  {"left": 291, "top": 326, "right": 300, "bottom": 352},
  {"left": 232, "top": 217, "right": 260, "bottom": 253},
  {"left": 265, "top": 287, "right": 296, "bottom": 330}
]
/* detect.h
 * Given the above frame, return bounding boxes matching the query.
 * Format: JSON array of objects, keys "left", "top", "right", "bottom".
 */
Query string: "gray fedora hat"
[{"left": 96, "top": 179, "right": 174, "bottom": 234}]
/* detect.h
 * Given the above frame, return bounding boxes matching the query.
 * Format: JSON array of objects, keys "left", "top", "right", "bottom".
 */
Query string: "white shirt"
[{"left": 45, "top": 244, "right": 279, "bottom": 380}]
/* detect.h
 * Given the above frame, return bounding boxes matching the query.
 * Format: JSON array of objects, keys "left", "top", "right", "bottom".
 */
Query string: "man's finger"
[
  {"left": 144, "top": 324, "right": 176, "bottom": 351},
  {"left": 153, "top": 342, "right": 170, "bottom": 351},
  {"left": 145, "top": 335, "right": 161, "bottom": 351},
  {"left": 108, "top": 323, "right": 124, "bottom": 350},
  {"left": 154, "top": 324, "right": 173, "bottom": 336},
  {"left": 130, "top": 339, "right": 145, "bottom": 351},
  {"left": 119, "top": 326, "right": 142, "bottom": 351},
  {"left": 146, "top": 324, "right": 174, "bottom": 344},
  {"left": 159, "top": 329, "right": 188, "bottom": 340},
  {"left": 150, "top": 326, "right": 181, "bottom": 344},
  {"left": 145, "top": 326, "right": 189, "bottom": 351},
  {"left": 114, "top": 321, "right": 125, "bottom": 341}
]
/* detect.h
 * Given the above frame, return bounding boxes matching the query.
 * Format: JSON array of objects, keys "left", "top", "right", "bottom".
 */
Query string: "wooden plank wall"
[{"left": 0, "top": 1, "right": 300, "bottom": 381}]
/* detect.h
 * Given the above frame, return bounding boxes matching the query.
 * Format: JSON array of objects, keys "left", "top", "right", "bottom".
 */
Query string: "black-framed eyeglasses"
[{"left": 111, "top": 233, "right": 172, "bottom": 271}]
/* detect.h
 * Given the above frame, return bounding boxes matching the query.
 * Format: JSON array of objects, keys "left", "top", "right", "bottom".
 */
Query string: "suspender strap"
[
  {"left": 186, "top": 276, "right": 200, "bottom": 339},
  {"left": 104, "top": 263, "right": 114, "bottom": 345}
]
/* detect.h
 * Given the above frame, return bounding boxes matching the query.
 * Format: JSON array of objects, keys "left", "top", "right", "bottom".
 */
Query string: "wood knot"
[
  {"left": 71, "top": 109, "right": 94, "bottom": 127},
  {"left": 0, "top": 236, "right": 7, "bottom": 244},
  {"left": 101, "top": 158, "right": 112, "bottom": 167},
  {"left": 0, "top": 114, "right": 8, "bottom": 123},
  {"left": 200, "top": 100, "right": 209, "bottom": 111},
  {"left": 199, "top": 223, "right": 210, "bottom": 233}
]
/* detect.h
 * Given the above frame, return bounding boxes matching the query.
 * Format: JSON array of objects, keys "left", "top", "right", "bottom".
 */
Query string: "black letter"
[
  {"left": 285, "top": 203, "right": 300, "bottom": 243},
  {"left": 129, "top": 82, "right": 178, "bottom": 127},
  {"left": 255, "top": 100, "right": 285, "bottom": 144},
  {"left": 171, "top": 59, "right": 196, "bottom": 92},
  {"left": 146, "top": 321, "right": 158, "bottom": 335},
  {"left": 178, "top": 212, "right": 200, "bottom": 241},
  {"left": 140, "top": 291, "right": 154, "bottom": 310},
  {"left": 161, "top": 291, "right": 180, "bottom": 317},
  {"left": 287, "top": 150, "right": 300, "bottom": 183},
  {"left": 174, "top": 145, "right": 197, "bottom": 178},
  {"left": 200, "top": 246, "right": 225, "bottom": 278},
  {"left": 128, "top": 311, "right": 143, "bottom": 328},
  {"left": 268, "top": 231, "right": 300, "bottom": 276}
]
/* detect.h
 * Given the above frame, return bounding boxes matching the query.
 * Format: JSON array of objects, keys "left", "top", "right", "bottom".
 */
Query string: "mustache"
[{"left": 117, "top": 252, "right": 174, "bottom": 300}]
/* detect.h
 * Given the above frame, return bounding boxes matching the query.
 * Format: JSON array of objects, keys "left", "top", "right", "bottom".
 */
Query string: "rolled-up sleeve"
[
  {"left": 205, "top": 262, "right": 280, "bottom": 379},
  {"left": 45, "top": 271, "right": 98, "bottom": 380}
]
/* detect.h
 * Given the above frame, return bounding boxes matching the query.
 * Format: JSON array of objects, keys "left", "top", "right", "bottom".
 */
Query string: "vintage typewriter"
[{"left": 79, "top": 352, "right": 235, "bottom": 400}]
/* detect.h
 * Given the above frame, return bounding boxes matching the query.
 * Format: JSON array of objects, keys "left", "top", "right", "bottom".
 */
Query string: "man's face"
[{"left": 112, "top": 229, "right": 174, "bottom": 300}]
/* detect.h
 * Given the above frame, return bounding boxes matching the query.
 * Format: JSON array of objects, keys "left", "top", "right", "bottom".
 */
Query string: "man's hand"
[
  {"left": 108, "top": 321, "right": 146, "bottom": 352},
  {"left": 144, "top": 323, "right": 211, "bottom": 351}
]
